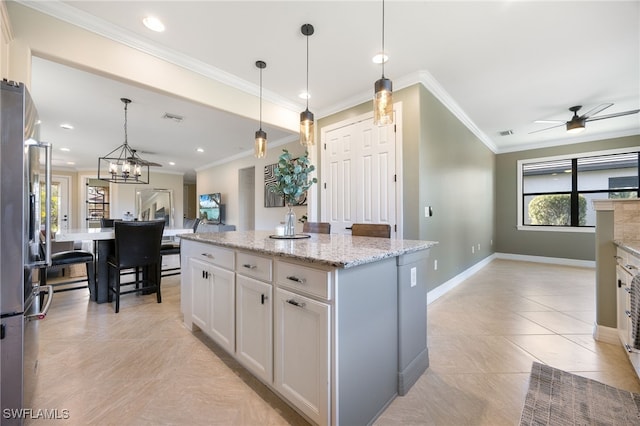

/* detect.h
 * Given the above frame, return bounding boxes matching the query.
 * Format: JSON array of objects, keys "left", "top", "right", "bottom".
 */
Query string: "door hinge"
[
  {"left": 393, "top": 174, "right": 397, "bottom": 182},
  {"left": 1, "top": 324, "right": 5, "bottom": 340},
  {"left": 394, "top": 124, "right": 397, "bottom": 133},
  {"left": 394, "top": 224, "right": 397, "bottom": 232},
  {"left": 324, "top": 182, "right": 326, "bottom": 189},
  {"left": 324, "top": 143, "right": 326, "bottom": 150}
]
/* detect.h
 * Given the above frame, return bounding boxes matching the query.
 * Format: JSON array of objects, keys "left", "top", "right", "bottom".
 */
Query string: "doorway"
[
  {"left": 238, "top": 167, "right": 256, "bottom": 231},
  {"left": 320, "top": 104, "right": 403, "bottom": 237},
  {"left": 49, "top": 175, "right": 71, "bottom": 232}
]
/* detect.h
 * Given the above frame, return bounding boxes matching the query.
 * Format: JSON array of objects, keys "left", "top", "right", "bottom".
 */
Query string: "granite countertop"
[
  {"left": 614, "top": 240, "right": 640, "bottom": 258},
  {"left": 181, "top": 230, "right": 438, "bottom": 269}
]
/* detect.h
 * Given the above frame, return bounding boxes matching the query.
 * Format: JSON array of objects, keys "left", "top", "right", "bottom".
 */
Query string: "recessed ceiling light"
[
  {"left": 60, "top": 147, "right": 70, "bottom": 152},
  {"left": 60, "top": 123, "right": 74, "bottom": 130},
  {"left": 67, "top": 162, "right": 75, "bottom": 165},
  {"left": 372, "top": 52, "right": 388, "bottom": 64},
  {"left": 298, "top": 91, "right": 310, "bottom": 100},
  {"left": 196, "top": 148, "right": 204, "bottom": 153},
  {"left": 168, "top": 161, "right": 175, "bottom": 166},
  {"left": 143, "top": 16, "right": 165, "bottom": 32}
]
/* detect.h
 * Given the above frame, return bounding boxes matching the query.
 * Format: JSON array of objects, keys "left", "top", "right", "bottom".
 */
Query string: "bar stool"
[
  {"left": 159, "top": 218, "right": 200, "bottom": 277},
  {"left": 39, "top": 250, "right": 96, "bottom": 296},
  {"left": 351, "top": 223, "right": 391, "bottom": 238},
  {"left": 107, "top": 220, "right": 165, "bottom": 313},
  {"left": 303, "top": 221, "right": 331, "bottom": 234}
]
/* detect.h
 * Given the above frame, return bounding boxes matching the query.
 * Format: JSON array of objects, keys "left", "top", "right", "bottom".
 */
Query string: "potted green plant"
[{"left": 271, "top": 149, "right": 317, "bottom": 236}]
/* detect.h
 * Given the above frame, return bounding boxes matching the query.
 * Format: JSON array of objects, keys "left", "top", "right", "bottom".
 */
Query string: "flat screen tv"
[{"left": 199, "top": 193, "right": 225, "bottom": 224}]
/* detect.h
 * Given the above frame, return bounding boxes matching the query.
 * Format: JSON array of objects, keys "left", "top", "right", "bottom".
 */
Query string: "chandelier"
[{"left": 98, "top": 98, "right": 149, "bottom": 184}]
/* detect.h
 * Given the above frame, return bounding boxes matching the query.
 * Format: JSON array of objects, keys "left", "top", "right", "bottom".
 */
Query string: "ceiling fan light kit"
[
  {"left": 530, "top": 103, "right": 640, "bottom": 135},
  {"left": 98, "top": 98, "right": 150, "bottom": 184}
]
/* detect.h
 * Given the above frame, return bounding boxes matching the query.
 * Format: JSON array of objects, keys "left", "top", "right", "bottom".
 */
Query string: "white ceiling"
[{"left": 14, "top": 1, "right": 640, "bottom": 183}]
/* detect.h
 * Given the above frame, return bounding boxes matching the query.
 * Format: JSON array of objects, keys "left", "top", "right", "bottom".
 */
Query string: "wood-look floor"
[{"left": 30, "top": 259, "right": 640, "bottom": 425}]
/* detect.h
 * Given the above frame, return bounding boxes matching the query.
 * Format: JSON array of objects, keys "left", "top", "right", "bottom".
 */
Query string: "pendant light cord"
[
  {"left": 306, "top": 31, "right": 310, "bottom": 110},
  {"left": 123, "top": 101, "right": 128, "bottom": 146},
  {"left": 259, "top": 66, "right": 263, "bottom": 130},
  {"left": 381, "top": 0, "right": 385, "bottom": 78}
]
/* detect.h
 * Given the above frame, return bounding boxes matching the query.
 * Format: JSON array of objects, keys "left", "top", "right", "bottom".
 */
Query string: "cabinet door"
[
  {"left": 274, "top": 288, "right": 330, "bottom": 426},
  {"left": 209, "top": 264, "right": 236, "bottom": 354},
  {"left": 236, "top": 275, "right": 272, "bottom": 382},
  {"left": 190, "top": 258, "right": 210, "bottom": 331}
]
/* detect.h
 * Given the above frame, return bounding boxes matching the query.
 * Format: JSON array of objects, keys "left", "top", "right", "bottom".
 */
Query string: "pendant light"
[
  {"left": 254, "top": 60, "right": 267, "bottom": 158},
  {"left": 98, "top": 98, "right": 149, "bottom": 184},
  {"left": 300, "top": 23, "right": 315, "bottom": 146},
  {"left": 373, "top": 0, "right": 393, "bottom": 126}
]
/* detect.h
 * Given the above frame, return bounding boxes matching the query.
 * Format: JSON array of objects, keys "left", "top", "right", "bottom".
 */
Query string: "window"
[{"left": 518, "top": 150, "right": 639, "bottom": 229}]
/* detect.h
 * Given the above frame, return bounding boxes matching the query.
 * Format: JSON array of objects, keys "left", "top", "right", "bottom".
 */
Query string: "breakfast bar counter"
[{"left": 180, "top": 230, "right": 437, "bottom": 426}]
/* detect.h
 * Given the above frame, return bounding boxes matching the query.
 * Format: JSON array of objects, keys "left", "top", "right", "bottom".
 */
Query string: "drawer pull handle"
[
  {"left": 286, "top": 275, "right": 306, "bottom": 284},
  {"left": 261, "top": 294, "right": 268, "bottom": 304},
  {"left": 286, "top": 299, "right": 306, "bottom": 308},
  {"left": 243, "top": 264, "right": 257, "bottom": 270},
  {"left": 201, "top": 253, "right": 215, "bottom": 259},
  {"left": 625, "top": 264, "right": 638, "bottom": 270}
]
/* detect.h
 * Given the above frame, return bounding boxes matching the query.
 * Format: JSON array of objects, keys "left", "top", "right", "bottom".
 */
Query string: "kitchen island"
[{"left": 180, "top": 230, "right": 437, "bottom": 426}]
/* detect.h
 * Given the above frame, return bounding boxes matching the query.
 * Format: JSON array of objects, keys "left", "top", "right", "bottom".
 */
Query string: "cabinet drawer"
[
  {"left": 276, "top": 261, "right": 332, "bottom": 300},
  {"left": 189, "top": 242, "right": 234, "bottom": 270},
  {"left": 236, "top": 251, "right": 272, "bottom": 282}
]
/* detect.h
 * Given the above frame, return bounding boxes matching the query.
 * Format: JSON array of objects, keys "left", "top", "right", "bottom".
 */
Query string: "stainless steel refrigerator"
[{"left": 1, "top": 80, "right": 53, "bottom": 424}]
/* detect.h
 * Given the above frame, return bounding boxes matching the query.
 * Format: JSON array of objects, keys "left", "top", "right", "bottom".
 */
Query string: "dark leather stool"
[{"left": 39, "top": 250, "right": 96, "bottom": 296}]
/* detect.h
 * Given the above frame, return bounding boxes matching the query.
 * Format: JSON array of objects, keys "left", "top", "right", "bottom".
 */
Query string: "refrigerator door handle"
[
  {"left": 30, "top": 142, "right": 52, "bottom": 267},
  {"left": 26, "top": 285, "right": 53, "bottom": 321}
]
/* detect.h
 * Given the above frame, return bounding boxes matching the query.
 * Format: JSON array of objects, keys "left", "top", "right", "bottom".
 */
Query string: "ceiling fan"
[
  {"left": 128, "top": 149, "right": 163, "bottom": 167},
  {"left": 530, "top": 103, "right": 640, "bottom": 134}
]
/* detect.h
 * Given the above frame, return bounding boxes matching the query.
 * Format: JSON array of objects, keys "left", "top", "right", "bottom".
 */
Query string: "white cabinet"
[
  {"left": 189, "top": 257, "right": 235, "bottom": 354},
  {"left": 235, "top": 274, "right": 272, "bottom": 383},
  {"left": 274, "top": 288, "right": 330, "bottom": 426},
  {"left": 615, "top": 247, "right": 640, "bottom": 378}
]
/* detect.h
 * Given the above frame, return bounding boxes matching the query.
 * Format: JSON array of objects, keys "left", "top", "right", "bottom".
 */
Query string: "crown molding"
[
  {"left": 195, "top": 133, "right": 298, "bottom": 171},
  {"left": 15, "top": 0, "right": 300, "bottom": 112},
  {"left": 496, "top": 128, "right": 640, "bottom": 154}
]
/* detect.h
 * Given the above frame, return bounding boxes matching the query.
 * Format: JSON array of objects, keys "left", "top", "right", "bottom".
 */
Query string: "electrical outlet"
[
  {"left": 410, "top": 267, "right": 417, "bottom": 287},
  {"left": 472, "top": 245, "right": 475, "bottom": 254},
  {"left": 434, "top": 259, "right": 438, "bottom": 270},
  {"left": 477, "top": 243, "right": 481, "bottom": 251}
]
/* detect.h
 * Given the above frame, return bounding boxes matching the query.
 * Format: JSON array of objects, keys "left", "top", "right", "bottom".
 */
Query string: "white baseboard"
[
  {"left": 427, "top": 252, "right": 595, "bottom": 306},
  {"left": 494, "top": 252, "right": 595, "bottom": 269},
  {"left": 593, "top": 323, "right": 620, "bottom": 345},
  {"left": 427, "top": 254, "right": 496, "bottom": 305}
]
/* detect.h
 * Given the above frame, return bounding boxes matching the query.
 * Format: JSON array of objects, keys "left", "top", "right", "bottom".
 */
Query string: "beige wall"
[
  {"left": 197, "top": 139, "right": 310, "bottom": 232},
  {"left": 4, "top": 2, "right": 297, "bottom": 133},
  {"left": 495, "top": 135, "right": 640, "bottom": 261}
]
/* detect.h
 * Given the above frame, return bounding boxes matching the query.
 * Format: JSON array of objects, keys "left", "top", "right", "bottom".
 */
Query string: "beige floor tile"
[{"left": 29, "top": 260, "right": 640, "bottom": 425}]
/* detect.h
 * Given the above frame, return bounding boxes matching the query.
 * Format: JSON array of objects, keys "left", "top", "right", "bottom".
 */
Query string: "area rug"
[{"left": 519, "top": 362, "right": 640, "bottom": 425}]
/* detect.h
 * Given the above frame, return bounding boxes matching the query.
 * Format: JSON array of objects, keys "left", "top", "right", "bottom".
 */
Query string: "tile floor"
[{"left": 29, "top": 259, "right": 640, "bottom": 425}]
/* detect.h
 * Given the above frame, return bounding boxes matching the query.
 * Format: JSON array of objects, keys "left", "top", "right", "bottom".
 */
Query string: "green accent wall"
[{"left": 495, "top": 135, "right": 640, "bottom": 260}]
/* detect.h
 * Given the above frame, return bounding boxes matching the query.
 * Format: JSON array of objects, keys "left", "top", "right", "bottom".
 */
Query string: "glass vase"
[{"left": 284, "top": 205, "right": 296, "bottom": 237}]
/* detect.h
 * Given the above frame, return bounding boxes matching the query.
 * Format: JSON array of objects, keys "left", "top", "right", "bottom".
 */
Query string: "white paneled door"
[{"left": 322, "top": 112, "right": 397, "bottom": 236}]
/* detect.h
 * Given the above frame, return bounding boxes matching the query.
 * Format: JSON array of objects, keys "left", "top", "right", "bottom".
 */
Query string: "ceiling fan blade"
[
  {"left": 585, "top": 109, "right": 640, "bottom": 122},
  {"left": 528, "top": 122, "right": 566, "bottom": 134},
  {"left": 581, "top": 103, "right": 613, "bottom": 119}
]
